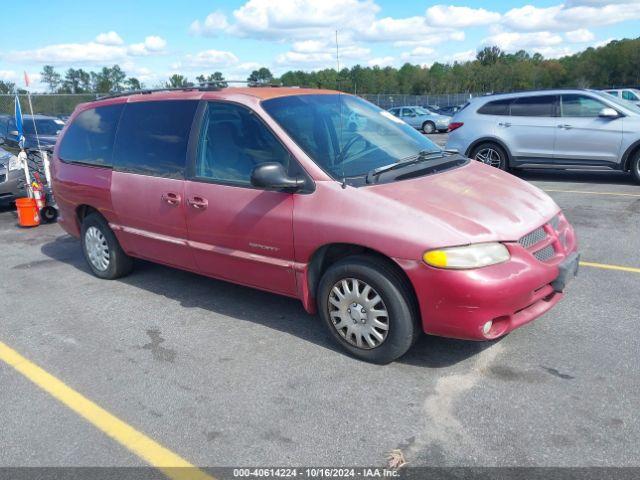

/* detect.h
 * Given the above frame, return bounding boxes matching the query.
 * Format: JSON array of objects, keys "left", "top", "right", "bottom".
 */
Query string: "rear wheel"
[
  {"left": 470, "top": 142, "right": 509, "bottom": 170},
  {"left": 631, "top": 151, "right": 640, "bottom": 184},
  {"left": 422, "top": 121, "right": 435, "bottom": 134},
  {"left": 317, "top": 255, "right": 420, "bottom": 364},
  {"left": 81, "top": 212, "right": 133, "bottom": 279}
]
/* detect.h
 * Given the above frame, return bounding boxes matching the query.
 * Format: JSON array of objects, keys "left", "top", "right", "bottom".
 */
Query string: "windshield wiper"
[{"left": 366, "top": 149, "right": 444, "bottom": 184}]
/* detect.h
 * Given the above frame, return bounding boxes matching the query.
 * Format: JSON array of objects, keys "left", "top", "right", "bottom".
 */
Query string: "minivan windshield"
[{"left": 262, "top": 94, "right": 441, "bottom": 179}]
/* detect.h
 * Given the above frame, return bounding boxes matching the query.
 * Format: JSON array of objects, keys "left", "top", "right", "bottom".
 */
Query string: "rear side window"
[
  {"left": 58, "top": 104, "right": 123, "bottom": 167},
  {"left": 113, "top": 100, "right": 198, "bottom": 178},
  {"left": 477, "top": 99, "right": 510, "bottom": 115},
  {"left": 622, "top": 90, "right": 639, "bottom": 101},
  {"left": 510, "top": 96, "right": 556, "bottom": 117}
]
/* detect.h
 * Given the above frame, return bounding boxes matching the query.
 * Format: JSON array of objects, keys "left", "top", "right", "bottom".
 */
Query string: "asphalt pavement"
[{"left": 0, "top": 148, "right": 638, "bottom": 471}]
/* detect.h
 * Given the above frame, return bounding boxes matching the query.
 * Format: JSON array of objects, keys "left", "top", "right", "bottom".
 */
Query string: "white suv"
[
  {"left": 446, "top": 89, "right": 640, "bottom": 183},
  {"left": 603, "top": 88, "right": 640, "bottom": 107}
]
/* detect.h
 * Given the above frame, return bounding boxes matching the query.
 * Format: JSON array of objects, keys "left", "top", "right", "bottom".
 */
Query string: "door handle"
[
  {"left": 187, "top": 196, "right": 208, "bottom": 210},
  {"left": 161, "top": 192, "right": 181, "bottom": 206},
  {"left": 557, "top": 124, "right": 572, "bottom": 129},
  {"left": 498, "top": 122, "right": 511, "bottom": 127}
]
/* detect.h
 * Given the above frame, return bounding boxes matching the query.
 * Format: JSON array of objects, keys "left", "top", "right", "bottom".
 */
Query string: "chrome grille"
[
  {"left": 533, "top": 244, "right": 555, "bottom": 261},
  {"left": 519, "top": 226, "right": 547, "bottom": 249}
]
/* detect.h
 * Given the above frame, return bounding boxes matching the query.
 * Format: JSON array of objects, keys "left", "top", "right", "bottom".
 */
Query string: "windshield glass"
[
  {"left": 24, "top": 119, "right": 64, "bottom": 136},
  {"left": 592, "top": 91, "right": 640, "bottom": 114},
  {"left": 262, "top": 94, "right": 440, "bottom": 179}
]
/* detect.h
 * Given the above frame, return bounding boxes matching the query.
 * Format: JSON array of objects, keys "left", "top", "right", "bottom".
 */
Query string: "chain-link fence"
[
  {"left": 0, "top": 94, "right": 100, "bottom": 118},
  {"left": 1, "top": 92, "right": 483, "bottom": 118}
]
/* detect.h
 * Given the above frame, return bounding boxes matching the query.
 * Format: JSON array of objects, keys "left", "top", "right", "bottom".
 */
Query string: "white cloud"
[
  {"left": 189, "top": 11, "right": 229, "bottom": 36},
  {"left": 483, "top": 31, "right": 564, "bottom": 52},
  {"left": 565, "top": 28, "right": 595, "bottom": 43},
  {"left": 5, "top": 42, "right": 127, "bottom": 64},
  {"left": 95, "top": 31, "right": 124, "bottom": 46},
  {"left": 425, "top": 5, "right": 501, "bottom": 28},
  {"left": 401, "top": 46, "right": 435, "bottom": 60},
  {"left": 128, "top": 36, "right": 167, "bottom": 56},
  {"left": 0, "top": 70, "right": 17, "bottom": 81},
  {"left": 174, "top": 49, "right": 240, "bottom": 69},
  {"left": 367, "top": 56, "right": 395, "bottom": 67},
  {"left": 450, "top": 49, "right": 476, "bottom": 63},
  {"left": 276, "top": 39, "right": 369, "bottom": 68}
]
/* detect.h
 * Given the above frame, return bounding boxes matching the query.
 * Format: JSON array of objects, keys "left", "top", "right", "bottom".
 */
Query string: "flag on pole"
[
  {"left": 24, "top": 71, "right": 30, "bottom": 88},
  {"left": 14, "top": 95, "right": 25, "bottom": 149}
]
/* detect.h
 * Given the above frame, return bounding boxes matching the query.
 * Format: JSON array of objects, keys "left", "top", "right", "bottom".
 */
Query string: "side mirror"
[
  {"left": 250, "top": 163, "right": 304, "bottom": 192},
  {"left": 599, "top": 107, "right": 619, "bottom": 118}
]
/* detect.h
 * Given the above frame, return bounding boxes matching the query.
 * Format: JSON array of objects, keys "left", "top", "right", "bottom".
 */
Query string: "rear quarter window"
[
  {"left": 57, "top": 104, "right": 124, "bottom": 167},
  {"left": 477, "top": 99, "right": 511, "bottom": 115},
  {"left": 112, "top": 100, "right": 198, "bottom": 179}
]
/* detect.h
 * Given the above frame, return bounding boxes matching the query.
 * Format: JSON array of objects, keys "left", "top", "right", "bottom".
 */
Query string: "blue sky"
[{"left": 1, "top": 0, "right": 639, "bottom": 90}]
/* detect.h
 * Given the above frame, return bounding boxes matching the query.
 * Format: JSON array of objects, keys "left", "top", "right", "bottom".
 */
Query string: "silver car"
[
  {"left": 388, "top": 106, "right": 450, "bottom": 134},
  {"left": 446, "top": 89, "right": 640, "bottom": 183}
]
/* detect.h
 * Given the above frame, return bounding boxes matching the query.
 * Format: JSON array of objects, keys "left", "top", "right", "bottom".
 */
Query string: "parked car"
[
  {"left": 51, "top": 88, "right": 579, "bottom": 363},
  {"left": 435, "top": 104, "right": 464, "bottom": 117},
  {"left": 602, "top": 88, "right": 640, "bottom": 106},
  {"left": 446, "top": 89, "right": 640, "bottom": 183},
  {"left": 387, "top": 106, "right": 450, "bottom": 134},
  {"left": 0, "top": 143, "right": 26, "bottom": 206},
  {"left": 0, "top": 113, "right": 64, "bottom": 183}
]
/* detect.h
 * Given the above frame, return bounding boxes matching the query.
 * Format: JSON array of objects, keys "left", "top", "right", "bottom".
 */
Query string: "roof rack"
[{"left": 97, "top": 79, "right": 284, "bottom": 100}]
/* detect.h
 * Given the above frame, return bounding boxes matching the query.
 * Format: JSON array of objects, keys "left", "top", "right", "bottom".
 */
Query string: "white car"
[{"left": 602, "top": 88, "right": 640, "bottom": 107}]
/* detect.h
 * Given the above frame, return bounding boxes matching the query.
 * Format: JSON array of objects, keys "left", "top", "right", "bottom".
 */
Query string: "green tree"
[
  {"left": 0, "top": 80, "right": 16, "bottom": 94},
  {"left": 247, "top": 67, "right": 274, "bottom": 85},
  {"left": 165, "top": 74, "right": 192, "bottom": 88},
  {"left": 41, "top": 65, "right": 62, "bottom": 92},
  {"left": 196, "top": 72, "right": 228, "bottom": 87},
  {"left": 124, "top": 77, "right": 143, "bottom": 90}
]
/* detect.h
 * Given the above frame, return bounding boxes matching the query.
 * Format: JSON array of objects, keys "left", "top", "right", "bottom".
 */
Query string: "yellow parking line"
[
  {"left": 0, "top": 341, "right": 215, "bottom": 480},
  {"left": 544, "top": 189, "right": 640, "bottom": 198},
  {"left": 580, "top": 261, "right": 640, "bottom": 274}
]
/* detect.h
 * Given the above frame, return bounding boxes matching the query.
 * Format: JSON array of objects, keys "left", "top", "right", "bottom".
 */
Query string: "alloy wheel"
[{"left": 475, "top": 147, "right": 503, "bottom": 168}]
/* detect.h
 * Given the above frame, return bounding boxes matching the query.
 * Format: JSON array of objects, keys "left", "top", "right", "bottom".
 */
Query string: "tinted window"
[
  {"left": 622, "top": 90, "right": 639, "bottom": 101},
  {"left": 195, "top": 102, "right": 292, "bottom": 185},
  {"left": 113, "top": 100, "right": 198, "bottom": 178},
  {"left": 561, "top": 94, "right": 605, "bottom": 117},
  {"left": 388, "top": 108, "right": 399, "bottom": 117},
  {"left": 24, "top": 118, "right": 64, "bottom": 136},
  {"left": 478, "top": 99, "right": 511, "bottom": 115},
  {"left": 510, "top": 96, "right": 556, "bottom": 117},
  {"left": 58, "top": 104, "right": 123, "bottom": 167}
]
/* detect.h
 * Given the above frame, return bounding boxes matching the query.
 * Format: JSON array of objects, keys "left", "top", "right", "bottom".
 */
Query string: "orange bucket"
[{"left": 15, "top": 197, "right": 40, "bottom": 227}]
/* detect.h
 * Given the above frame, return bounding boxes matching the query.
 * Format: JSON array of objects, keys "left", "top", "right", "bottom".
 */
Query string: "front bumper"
[
  {"left": 397, "top": 216, "right": 578, "bottom": 340},
  {"left": 0, "top": 166, "right": 26, "bottom": 205}
]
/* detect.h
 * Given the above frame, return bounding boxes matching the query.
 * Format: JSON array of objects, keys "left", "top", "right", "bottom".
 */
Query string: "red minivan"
[{"left": 51, "top": 87, "right": 579, "bottom": 363}]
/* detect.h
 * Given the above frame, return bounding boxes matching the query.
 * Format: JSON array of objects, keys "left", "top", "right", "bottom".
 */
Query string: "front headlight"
[
  {"left": 423, "top": 242, "right": 510, "bottom": 269},
  {"left": 8, "top": 155, "right": 21, "bottom": 172}
]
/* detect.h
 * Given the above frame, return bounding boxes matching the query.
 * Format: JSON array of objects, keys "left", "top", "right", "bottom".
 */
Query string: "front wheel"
[
  {"left": 317, "top": 255, "right": 419, "bottom": 364},
  {"left": 470, "top": 142, "right": 509, "bottom": 170},
  {"left": 81, "top": 212, "right": 133, "bottom": 279}
]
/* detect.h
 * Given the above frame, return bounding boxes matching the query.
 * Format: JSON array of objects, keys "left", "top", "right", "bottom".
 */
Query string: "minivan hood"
[{"left": 366, "top": 160, "right": 558, "bottom": 247}]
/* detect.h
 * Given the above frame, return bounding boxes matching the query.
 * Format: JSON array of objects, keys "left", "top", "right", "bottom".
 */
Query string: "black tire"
[
  {"left": 470, "top": 142, "right": 509, "bottom": 171},
  {"left": 80, "top": 212, "right": 133, "bottom": 280},
  {"left": 422, "top": 121, "right": 435, "bottom": 134},
  {"left": 631, "top": 151, "right": 640, "bottom": 184},
  {"left": 26, "top": 150, "right": 47, "bottom": 185},
  {"left": 317, "top": 255, "right": 420, "bottom": 364},
  {"left": 39, "top": 206, "right": 58, "bottom": 224}
]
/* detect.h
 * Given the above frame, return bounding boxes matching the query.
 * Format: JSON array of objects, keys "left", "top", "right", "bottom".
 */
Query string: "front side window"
[
  {"left": 561, "top": 94, "right": 606, "bottom": 117},
  {"left": 113, "top": 100, "right": 198, "bottom": 178},
  {"left": 194, "top": 102, "right": 292, "bottom": 185},
  {"left": 510, "top": 96, "right": 556, "bottom": 117},
  {"left": 622, "top": 90, "right": 639, "bottom": 101},
  {"left": 58, "top": 104, "right": 123, "bottom": 167},
  {"left": 262, "top": 94, "right": 440, "bottom": 180},
  {"left": 24, "top": 118, "right": 64, "bottom": 136}
]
